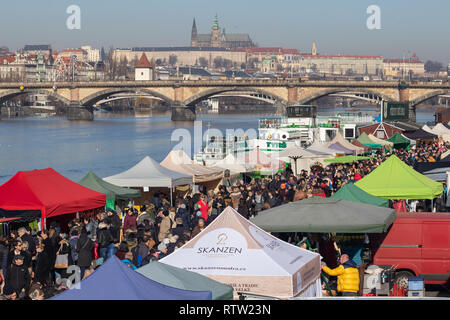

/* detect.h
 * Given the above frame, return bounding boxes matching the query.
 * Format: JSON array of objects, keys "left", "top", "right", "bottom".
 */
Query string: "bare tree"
[
  {"left": 199, "top": 57, "right": 208, "bottom": 68},
  {"left": 169, "top": 55, "right": 178, "bottom": 66}
]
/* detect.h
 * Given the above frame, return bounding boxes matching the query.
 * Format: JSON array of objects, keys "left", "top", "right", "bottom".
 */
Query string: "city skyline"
[{"left": 1, "top": 0, "right": 449, "bottom": 63}]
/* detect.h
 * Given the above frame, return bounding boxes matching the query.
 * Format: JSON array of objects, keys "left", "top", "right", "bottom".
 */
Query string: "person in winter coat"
[
  {"left": 106, "top": 210, "right": 122, "bottom": 243},
  {"left": 322, "top": 254, "right": 360, "bottom": 296},
  {"left": 191, "top": 218, "right": 205, "bottom": 238},
  {"left": 33, "top": 243, "right": 50, "bottom": 286},
  {"left": 68, "top": 229, "right": 79, "bottom": 265},
  {"left": 157, "top": 210, "right": 172, "bottom": 243},
  {"left": 237, "top": 197, "right": 250, "bottom": 219},
  {"left": 230, "top": 188, "right": 242, "bottom": 209},
  {"left": 0, "top": 237, "right": 9, "bottom": 283},
  {"left": 123, "top": 209, "right": 138, "bottom": 232},
  {"left": 76, "top": 229, "right": 94, "bottom": 280},
  {"left": 17, "top": 227, "right": 36, "bottom": 257},
  {"left": 7, "top": 240, "right": 31, "bottom": 270},
  {"left": 175, "top": 200, "right": 190, "bottom": 230},
  {"left": 96, "top": 222, "right": 114, "bottom": 261},
  {"left": 195, "top": 194, "right": 210, "bottom": 223},
  {"left": 5, "top": 255, "right": 31, "bottom": 298}
]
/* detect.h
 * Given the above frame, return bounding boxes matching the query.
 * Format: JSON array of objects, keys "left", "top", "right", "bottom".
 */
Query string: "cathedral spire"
[
  {"left": 212, "top": 14, "right": 219, "bottom": 30},
  {"left": 191, "top": 18, "right": 197, "bottom": 38}
]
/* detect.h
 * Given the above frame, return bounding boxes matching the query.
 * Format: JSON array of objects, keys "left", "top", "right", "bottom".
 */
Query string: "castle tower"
[
  {"left": 210, "top": 14, "right": 222, "bottom": 47},
  {"left": 312, "top": 42, "right": 317, "bottom": 55},
  {"left": 191, "top": 18, "right": 198, "bottom": 46}
]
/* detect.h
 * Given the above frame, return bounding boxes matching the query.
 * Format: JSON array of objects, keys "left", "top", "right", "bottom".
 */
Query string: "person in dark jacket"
[
  {"left": 33, "top": 243, "right": 50, "bottom": 286},
  {"left": 175, "top": 200, "right": 190, "bottom": 230},
  {"left": 18, "top": 227, "right": 36, "bottom": 256},
  {"left": 76, "top": 229, "right": 94, "bottom": 280},
  {"left": 106, "top": 210, "right": 122, "bottom": 243},
  {"left": 115, "top": 241, "right": 129, "bottom": 260},
  {"left": 5, "top": 255, "right": 31, "bottom": 299},
  {"left": 7, "top": 240, "right": 31, "bottom": 270},
  {"left": 237, "top": 197, "right": 250, "bottom": 219},
  {"left": 0, "top": 237, "right": 9, "bottom": 280},
  {"left": 96, "top": 222, "right": 113, "bottom": 261}
]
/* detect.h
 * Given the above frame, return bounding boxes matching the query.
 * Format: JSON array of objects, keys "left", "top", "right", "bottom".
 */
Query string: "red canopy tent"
[{"left": 0, "top": 168, "right": 106, "bottom": 228}]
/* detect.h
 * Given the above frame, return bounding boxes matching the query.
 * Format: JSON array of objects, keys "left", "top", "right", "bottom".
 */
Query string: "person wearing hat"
[{"left": 5, "top": 255, "right": 31, "bottom": 299}]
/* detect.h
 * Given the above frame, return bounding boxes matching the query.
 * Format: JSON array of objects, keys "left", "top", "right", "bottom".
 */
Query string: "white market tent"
[
  {"left": 422, "top": 124, "right": 434, "bottom": 134},
  {"left": 213, "top": 153, "right": 251, "bottom": 173},
  {"left": 160, "top": 150, "right": 224, "bottom": 183},
  {"left": 160, "top": 206, "right": 322, "bottom": 299},
  {"left": 306, "top": 140, "right": 337, "bottom": 155},
  {"left": 326, "top": 132, "right": 364, "bottom": 154},
  {"left": 278, "top": 145, "right": 333, "bottom": 174},
  {"left": 368, "top": 134, "right": 394, "bottom": 148},
  {"left": 103, "top": 156, "right": 193, "bottom": 202},
  {"left": 430, "top": 123, "right": 450, "bottom": 142}
]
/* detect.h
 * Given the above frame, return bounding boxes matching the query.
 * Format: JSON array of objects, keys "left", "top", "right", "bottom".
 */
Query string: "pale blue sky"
[{"left": 0, "top": 0, "right": 449, "bottom": 63}]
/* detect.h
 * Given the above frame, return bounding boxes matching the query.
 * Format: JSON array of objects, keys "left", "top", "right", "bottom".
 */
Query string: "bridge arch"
[
  {"left": 297, "top": 87, "right": 395, "bottom": 105},
  {"left": 80, "top": 88, "right": 175, "bottom": 106},
  {"left": 0, "top": 89, "right": 71, "bottom": 106},
  {"left": 409, "top": 89, "right": 449, "bottom": 108},
  {"left": 183, "top": 87, "right": 288, "bottom": 106}
]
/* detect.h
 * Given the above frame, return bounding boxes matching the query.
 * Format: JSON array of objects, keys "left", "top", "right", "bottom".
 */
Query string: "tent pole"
[{"left": 170, "top": 187, "right": 173, "bottom": 206}]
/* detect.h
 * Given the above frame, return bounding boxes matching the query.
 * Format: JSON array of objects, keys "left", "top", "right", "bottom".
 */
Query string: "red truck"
[{"left": 372, "top": 213, "right": 450, "bottom": 289}]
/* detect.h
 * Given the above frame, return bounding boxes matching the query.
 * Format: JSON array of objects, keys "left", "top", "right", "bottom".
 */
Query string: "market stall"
[
  {"left": 326, "top": 132, "right": 364, "bottom": 155},
  {"left": 250, "top": 197, "right": 396, "bottom": 234},
  {"left": 355, "top": 155, "right": 443, "bottom": 200},
  {"left": 103, "top": 156, "right": 193, "bottom": 204},
  {"left": 324, "top": 155, "right": 374, "bottom": 164},
  {"left": 137, "top": 261, "right": 234, "bottom": 300},
  {"left": 78, "top": 171, "right": 141, "bottom": 210},
  {"left": 357, "top": 132, "right": 382, "bottom": 149},
  {"left": 386, "top": 132, "right": 411, "bottom": 150},
  {"left": 161, "top": 206, "right": 322, "bottom": 299},
  {"left": 330, "top": 182, "right": 389, "bottom": 208},
  {"left": 51, "top": 256, "right": 212, "bottom": 300},
  {"left": 278, "top": 145, "right": 333, "bottom": 175},
  {"left": 161, "top": 150, "right": 224, "bottom": 184},
  {"left": 0, "top": 168, "right": 106, "bottom": 229}
]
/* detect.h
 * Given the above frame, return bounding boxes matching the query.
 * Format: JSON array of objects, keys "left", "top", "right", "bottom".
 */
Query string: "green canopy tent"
[
  {"left": 355, "top": 155, "right": 443, "bottom": 200},
  {"left": 250, "top": 197, "right": 396, "bottom": 233},
  {"left": 78, "top": 171, "right": 141, "bottom": 210},
  {"left": 330, "top": 182, "right": 389, "bottom": 207},
  {"left": 136, "top": 261, "right": 233, "bottom": 300},
  {"left": 386, "top": 132, "right": 410, "bottom": 150},
  {"left": 324, "top": 155, "right": 373, "bottom": 164},
  {"left": 357, "top": 132, "right": 382, "bottom": 149}
]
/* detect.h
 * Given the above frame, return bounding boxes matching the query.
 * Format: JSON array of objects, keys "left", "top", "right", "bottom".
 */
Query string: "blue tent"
[{"left": 50, "top": 256, "right": 212, "bottom": 300}]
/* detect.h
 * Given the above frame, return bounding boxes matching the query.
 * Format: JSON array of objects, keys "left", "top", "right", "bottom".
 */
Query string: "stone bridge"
[{"left": 0, "top": 79, "right": 448, "bottom": 121}]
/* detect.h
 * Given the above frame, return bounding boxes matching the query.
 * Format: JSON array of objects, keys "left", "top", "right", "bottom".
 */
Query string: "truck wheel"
[{"left": 395, "top": 271, "right": 414, "bottom": 289}]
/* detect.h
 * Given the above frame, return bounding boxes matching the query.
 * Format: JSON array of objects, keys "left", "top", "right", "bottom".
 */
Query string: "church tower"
[
  {"left": 210, "top": 14, "right": 222, "bottom": 47},
  {"left": 312, "top": 42, "right": 317, "bottom": 56},
  {"left": 191, "top": 18, "right": 198, "bottom": 46}
]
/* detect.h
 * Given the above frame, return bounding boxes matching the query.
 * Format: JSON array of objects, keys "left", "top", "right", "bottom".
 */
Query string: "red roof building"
[
  {"left": 135, "top": 52, "right": 152, "bottom": 68},
  {"left": 358, "top": 122, "right": 404, "bottom": 140}
]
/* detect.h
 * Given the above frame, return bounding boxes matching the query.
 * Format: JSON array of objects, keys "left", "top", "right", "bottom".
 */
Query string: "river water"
[{"left": 0, "top": 109, "right": 436, "bottom": 184}]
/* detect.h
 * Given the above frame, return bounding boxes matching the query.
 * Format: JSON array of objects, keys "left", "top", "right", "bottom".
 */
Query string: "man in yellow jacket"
[{"left": 322, "top": 254, "right": 360, "bottom": 296}]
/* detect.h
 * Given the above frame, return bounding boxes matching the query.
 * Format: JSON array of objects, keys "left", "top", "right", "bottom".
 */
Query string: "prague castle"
[{"left": 190, "top": 15, "right": 254, "bottom": 49}]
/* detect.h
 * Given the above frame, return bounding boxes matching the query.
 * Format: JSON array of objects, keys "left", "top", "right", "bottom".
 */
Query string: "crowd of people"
[{"left": 0, "top": 141, "right": 447, "bottom": 299}]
